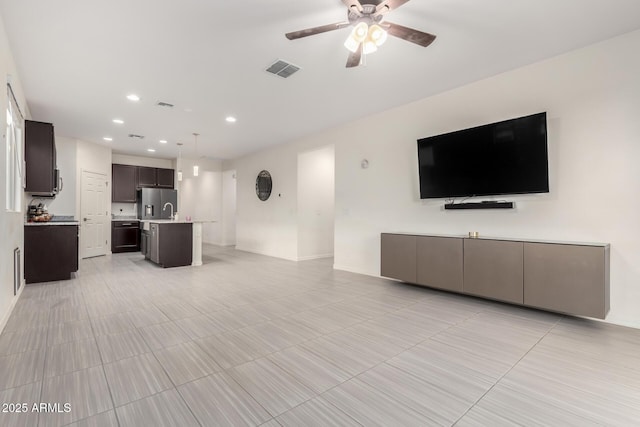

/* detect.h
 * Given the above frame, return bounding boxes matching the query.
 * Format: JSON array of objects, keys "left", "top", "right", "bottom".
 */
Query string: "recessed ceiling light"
[
  {"left": 126, "top": 94, "right": 140, "bottom": 102},
  {"left": 147, "top": 148, "right": 156, "bottom": 153},
  {"left": 159, "top": 139, "right": 167, "bottom": 144},
  {"left": 113, "top": 119, "right": 124, "bottom": 124},
  {"left": 103, "top": 137, "right": 113, "bottom": 141},
  {"left": 225, "top": 116, "right": 237, "bottom": 123}
]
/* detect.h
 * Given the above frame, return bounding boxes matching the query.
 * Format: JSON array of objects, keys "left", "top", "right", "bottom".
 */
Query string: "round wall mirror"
[{"left": 256, "top": 170, "right": 272, "bottom": 201}]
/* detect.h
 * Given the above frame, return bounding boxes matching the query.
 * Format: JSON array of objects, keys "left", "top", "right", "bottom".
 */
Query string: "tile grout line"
[
  {"left": 87, "top": 296, "right": 123, "bottom": 427},
  {"left": 249, "top": 302, "right": 482, "bottom": 426},
  {"left": 35, "top": 306, "right": 51, "bottom": 427},
  {"left": 450, "top": 313, "right": 566, "bottom": 426},
  {"left": 147, "top": 345, "right": 204, "bottom": 427}
]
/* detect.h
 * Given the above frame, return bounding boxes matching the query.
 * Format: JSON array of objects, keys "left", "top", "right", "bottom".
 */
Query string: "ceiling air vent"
[
  {"left": 266, "top": 60, "right": 300, "bottom": 78},
  {"left": 128, "top": 134, "right": 145, "bottom": 139},
  {"left": 156, "top": 101, "right": 174, "bottom": 108}
]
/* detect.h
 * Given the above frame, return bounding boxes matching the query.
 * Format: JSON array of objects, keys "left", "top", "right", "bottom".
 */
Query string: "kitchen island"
[
  {"left": 140, "top": 219, "right": 216, "bottom": 267},
  {"left": 140, "top": 220, "right": 192, "bottom": 268}
]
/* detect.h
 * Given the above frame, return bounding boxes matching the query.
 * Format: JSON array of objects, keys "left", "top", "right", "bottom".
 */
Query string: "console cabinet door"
[
  {"left": 524, "top": 243, "right": 609, "bottom": 318},
  {"left": 380, "top": 234, "right": 417, "bottom": 283},
  {"left": 417, "top": 236, "right": 463, "bottom": 292},
  {"left": 464, "top": 239, "right": 523, "bottom": 304}
]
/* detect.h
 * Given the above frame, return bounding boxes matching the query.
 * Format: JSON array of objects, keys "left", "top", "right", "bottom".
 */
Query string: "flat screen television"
[{"left": 417, "top": 112, "right": 549, "bottom": 199}]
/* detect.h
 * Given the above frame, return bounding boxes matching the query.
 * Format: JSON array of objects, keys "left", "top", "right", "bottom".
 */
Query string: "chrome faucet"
[{"left": 163, "top": 202, "right": 175, "bottom": 220}]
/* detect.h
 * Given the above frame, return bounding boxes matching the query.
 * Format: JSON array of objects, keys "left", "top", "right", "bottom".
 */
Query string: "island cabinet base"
[
  {"left": 381, "top": 233, "right": 610, "bottom": 319},
  {"left": 150, "top": 223, "right": 193, "bottom": 268}
]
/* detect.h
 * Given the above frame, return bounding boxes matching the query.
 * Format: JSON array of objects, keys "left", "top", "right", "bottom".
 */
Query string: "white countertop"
[
  {"left": 139, "top": 219, "right": 216, "bottom": 230},
  {"left": 140, "top": 219, "right": 217, "bottom": 224},
  {"left": 25, "top": 221, "right": 79, "bottom": 226},
  {"left": 383, "top": 232, "right": 610, "bottom": 247}
]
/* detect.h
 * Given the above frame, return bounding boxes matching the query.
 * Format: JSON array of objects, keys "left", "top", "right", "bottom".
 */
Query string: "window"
[{"left": 5, "top": 83, "right": 24, "bottom": 212}]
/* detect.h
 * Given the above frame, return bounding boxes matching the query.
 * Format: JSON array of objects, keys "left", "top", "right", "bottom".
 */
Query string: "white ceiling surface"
[{"left": 1, "top": 0, "right": 640, "bottom": 160}]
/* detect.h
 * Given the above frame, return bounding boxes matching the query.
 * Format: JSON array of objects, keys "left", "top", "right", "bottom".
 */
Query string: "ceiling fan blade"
[
  {"left": 285, "top": 22, "right": 351, "bottom": 40},
  {"left": 346, "top": 43, "right": 363, "bottom": 68},
  {"left": 384, "top": 21, "right": 436, "bottom": 47},
  {"left": 342, "top": 0, "right": 364, "bottom": 16},
  {"left": 375, "top": 0, "right": 411, "bottom": 16}
]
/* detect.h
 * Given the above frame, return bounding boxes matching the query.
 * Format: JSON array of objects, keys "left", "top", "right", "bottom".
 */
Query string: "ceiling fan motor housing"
[{"left": 348, "top": 3, "right": 385, "bottom": 25}]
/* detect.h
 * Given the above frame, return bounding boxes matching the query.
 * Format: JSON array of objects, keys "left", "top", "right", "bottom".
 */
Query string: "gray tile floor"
[{"left": 1, "top": 244, "right": 639, "bottom": 426}]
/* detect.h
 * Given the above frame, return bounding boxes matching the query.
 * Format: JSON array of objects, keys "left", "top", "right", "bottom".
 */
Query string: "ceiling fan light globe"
[
  {"left": 363, "top": 40, "right": 378, "bottom": 55},
  {"left": 344, "top": 35, "right": 360, "bottom": 53},
  {"left": 369, "top": 24, "right": 388, "bottom": 46},
  {"left": 353, "top": 22, "right": 369, "bottom": 42}
]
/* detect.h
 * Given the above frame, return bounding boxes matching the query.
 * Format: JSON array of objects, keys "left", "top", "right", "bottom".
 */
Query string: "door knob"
[{"left": 83, "top": 218, "right": 88, "bottom": 221}]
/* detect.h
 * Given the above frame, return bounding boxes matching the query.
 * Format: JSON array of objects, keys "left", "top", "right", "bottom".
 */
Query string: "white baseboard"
[
  {"left": 0, "top": 280, "right": 25, "bottom": 334},
  {"left": 297, "top": 253, "right": 333, "bottom": 261},
  {"left": 234, "top": 245, "right": 299, "bottom": 262},
  {"left": 332, "top": 263, "right": 381, "bottom": 278}
]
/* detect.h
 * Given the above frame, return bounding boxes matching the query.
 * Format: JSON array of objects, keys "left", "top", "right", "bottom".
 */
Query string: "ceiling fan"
[{"left": 285, "top": 0, "right": 436, "bottom": 68}]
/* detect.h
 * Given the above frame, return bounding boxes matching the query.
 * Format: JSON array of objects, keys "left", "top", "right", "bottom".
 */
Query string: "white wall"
[
  {"left": 233, "top": 29, "right": 640, "bottom": 328},
  {"left": 112, "top": 202, "right": 136, "bottom": 217},
  {"left": 221, "top": 169, "right": 236, "bottom": 246},
  {"left": 297, "top": 145, "right": 335, "bottom": 260},
  {"left": 112, "top": 153, "right": 172, "bottom": 169},
  {"left": 0, "top": 13, "right": 29, "bottom": 331},
  {"left": 234, "top": 146, "right": 302, "bottom": 261},
  {"left": 178, "top": 157, "right": 222, "bottom": 244}
]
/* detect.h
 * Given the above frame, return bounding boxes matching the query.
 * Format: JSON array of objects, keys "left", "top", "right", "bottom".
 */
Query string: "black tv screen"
[{"left": 418, "top": 112, "right": 549, "bottom": 199}]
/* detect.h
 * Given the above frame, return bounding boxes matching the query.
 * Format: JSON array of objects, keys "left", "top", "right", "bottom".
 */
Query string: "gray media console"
[{"left": 381, "top": 233, "right": 610, "bottom": 319}]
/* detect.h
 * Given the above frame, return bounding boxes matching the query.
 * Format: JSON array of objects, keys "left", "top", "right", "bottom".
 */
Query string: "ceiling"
[{"left": 1, "top": 0, "right": 640, "bottom": 161}]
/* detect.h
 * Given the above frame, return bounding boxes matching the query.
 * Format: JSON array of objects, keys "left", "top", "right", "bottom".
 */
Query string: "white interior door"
[{"left": 81, "top": 170, "right": 108, "bottom": 258}]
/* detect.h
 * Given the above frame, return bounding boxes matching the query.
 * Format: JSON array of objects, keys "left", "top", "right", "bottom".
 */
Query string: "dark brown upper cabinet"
[
  {"left": 25, "top": 120, "right": 57, "bottom": 195},
  {"left": 112, "top": 164, "right": 138, "bottom": 202},
  {"left": 137, "top": 166, "right": 174, "bottom": 189},
  {"left": 156, "top": 168, "right": 174, "bottom": 188},
  {"left": 137, "top": 166, "right": 157, "bottom": 188},
  {"left": 112, "top": 165, "right": 174, "bottom": 202}
]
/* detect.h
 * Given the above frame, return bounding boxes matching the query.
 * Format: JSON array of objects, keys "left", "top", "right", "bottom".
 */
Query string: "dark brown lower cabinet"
[
  {"left": 112, "top": 221, "right": 140, "bottom": 253},
  {"left": 25, "top": 225, "right": 79, "bottom": 284},
  {"left": 149, "top": 223, "right": 192, "bottom": 268}
]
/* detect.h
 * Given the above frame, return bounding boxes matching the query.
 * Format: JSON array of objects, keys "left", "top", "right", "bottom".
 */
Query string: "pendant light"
[
  {"left": 193, "top": 133, "right": 199, "bottom": 177},
  {"left": 177, "top": 142, "right": 183, "bottom": 181}
]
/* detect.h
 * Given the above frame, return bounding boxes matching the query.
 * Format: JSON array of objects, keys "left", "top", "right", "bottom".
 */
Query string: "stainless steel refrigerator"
[{"left": 137, "top": 188, "right": 178, "bottom": 220}]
